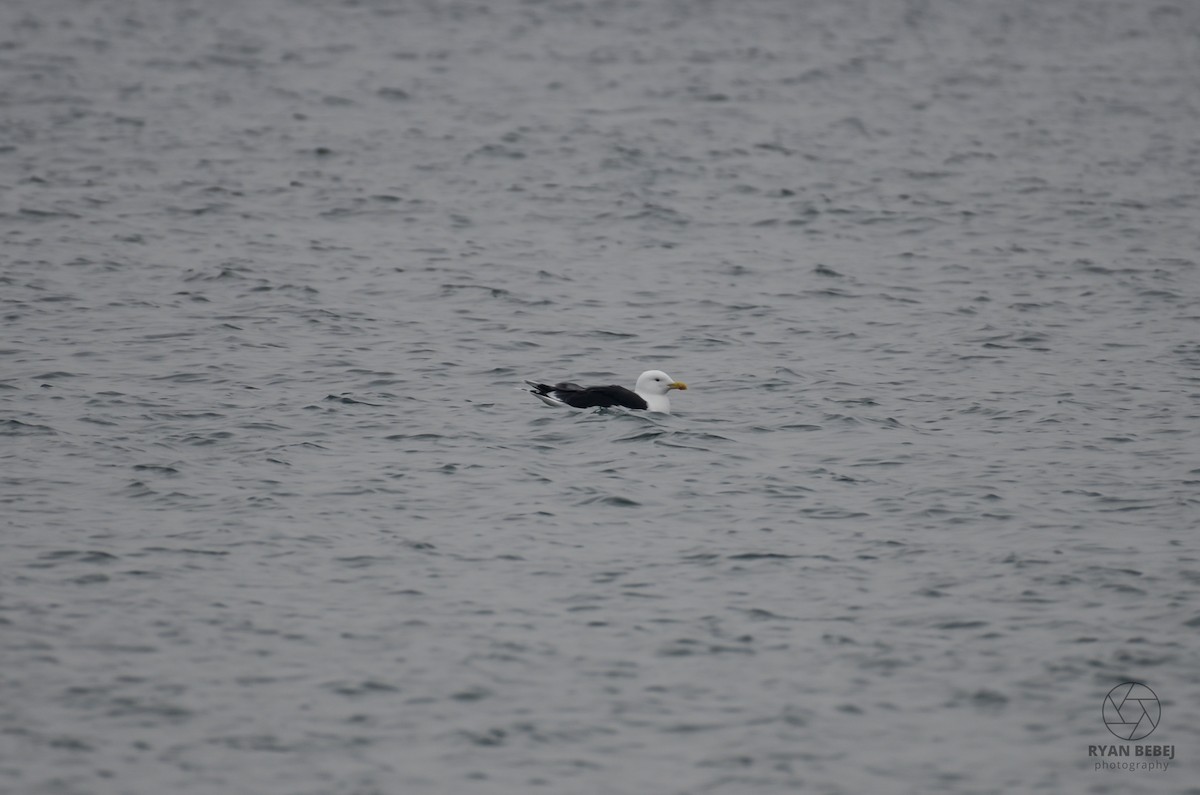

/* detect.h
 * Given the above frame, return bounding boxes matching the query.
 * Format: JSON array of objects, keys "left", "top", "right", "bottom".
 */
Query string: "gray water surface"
[{"left": 3, "top": 0, "right": 1199, "bottom": 793}]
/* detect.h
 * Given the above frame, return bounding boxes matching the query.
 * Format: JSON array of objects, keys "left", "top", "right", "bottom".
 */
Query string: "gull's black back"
[{"left": 526, "top": 381, "right": 648, "bottom": 410}]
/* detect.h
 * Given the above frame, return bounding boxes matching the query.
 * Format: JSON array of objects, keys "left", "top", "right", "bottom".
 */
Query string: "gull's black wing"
[{"left": 558, "top": 384, "right": 648, "bottom": 410}]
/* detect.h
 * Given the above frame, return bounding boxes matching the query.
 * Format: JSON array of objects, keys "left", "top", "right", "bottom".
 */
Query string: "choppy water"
[{"left": 3, "top": 0, "right": 1200, "bottom": 793}]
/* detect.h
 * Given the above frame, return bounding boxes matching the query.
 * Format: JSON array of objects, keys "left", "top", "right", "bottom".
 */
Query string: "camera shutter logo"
[{"left": 1103, "top": 682, "right": 1160, "bottom": 741}]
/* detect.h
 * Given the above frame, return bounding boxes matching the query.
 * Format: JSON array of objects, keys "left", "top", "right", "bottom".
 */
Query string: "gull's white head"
[{"left": 634, "top": 370, "right": 688, "bottom": 412}]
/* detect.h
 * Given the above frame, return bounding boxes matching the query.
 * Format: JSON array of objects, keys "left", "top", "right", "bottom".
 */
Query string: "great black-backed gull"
[{"left": 525, "top": 370, "right": 688, "bottom": 413}]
